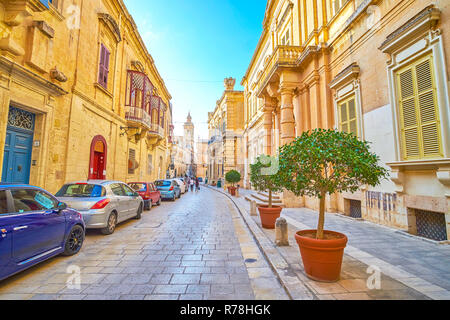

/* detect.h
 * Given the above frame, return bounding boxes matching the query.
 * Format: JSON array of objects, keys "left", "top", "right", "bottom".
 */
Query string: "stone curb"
[{"left": 205, "top": 185, "right": 316, "bottom": 300}]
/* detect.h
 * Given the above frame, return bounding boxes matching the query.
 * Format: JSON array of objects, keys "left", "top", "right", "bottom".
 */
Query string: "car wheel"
[
  {"left": 135, "top": 204, "right": 143, "bottom": 219},
  {"left": 62, "top": 225, "right": 85, "bottom": 256},
  {"left": 148, "top": 200, "right": 152, "bottom": 211},
  {"left": 101, "top": 212, "right": 117, "bottom": 235},
  {"left": 157, "top": 198, "right": 161, "bottom": 206}
]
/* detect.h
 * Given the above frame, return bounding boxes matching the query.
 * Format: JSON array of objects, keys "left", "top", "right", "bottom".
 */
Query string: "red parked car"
[{"left": 128, "top": 182, "right": 161, "bottom": 210}]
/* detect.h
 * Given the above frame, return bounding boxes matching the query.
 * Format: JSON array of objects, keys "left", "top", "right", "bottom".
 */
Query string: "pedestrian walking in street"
[
  {"left": 195, "top": 177, "right": 200, "bottom": 192},
  {"left": 190, "top": 178, "right": 194, "bottom": 192}
]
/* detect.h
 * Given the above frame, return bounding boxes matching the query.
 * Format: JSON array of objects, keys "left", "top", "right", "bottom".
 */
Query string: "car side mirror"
[{"left": 57, "top": 202, "right": 68, "bottom": 212}]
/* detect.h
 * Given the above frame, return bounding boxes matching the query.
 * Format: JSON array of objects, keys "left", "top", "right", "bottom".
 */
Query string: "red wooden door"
[{"left": 93, "top": 152, "right": 105, "bottom": 179}]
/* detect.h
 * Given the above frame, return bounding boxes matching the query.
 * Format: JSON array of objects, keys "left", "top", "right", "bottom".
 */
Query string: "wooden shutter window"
[
  {"left": 98, "top": 44, "right": 110, "bottom": 89},
  {"left": 338, "top": 96, "right": 358, "bottom": 137},
  {"left": 397, "top": 55, "right": 442, "bottom": 160}
]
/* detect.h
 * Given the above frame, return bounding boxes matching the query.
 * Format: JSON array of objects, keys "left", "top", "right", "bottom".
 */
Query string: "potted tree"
[
  {"left": 250, "top": 155, "right": 284, "bottom": 229},
  {"left": 225, "top": 170, "right": 241, "bottom": 196},
  {"left": 278, "top": 129, "right": 388, "bottom": 282}
]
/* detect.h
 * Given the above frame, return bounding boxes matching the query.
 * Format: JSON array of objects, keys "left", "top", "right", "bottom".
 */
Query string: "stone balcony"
[
  {"left": 254, "top": 45, "right": 302, "bottom": 96},
  {"left": 125, "top": 106, "right": 152, "bottom": 131}
]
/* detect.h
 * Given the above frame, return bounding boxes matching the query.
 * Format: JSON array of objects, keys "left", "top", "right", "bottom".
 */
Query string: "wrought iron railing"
[{"left": 125, "top": 106, "right": 152, "bottom": 130}]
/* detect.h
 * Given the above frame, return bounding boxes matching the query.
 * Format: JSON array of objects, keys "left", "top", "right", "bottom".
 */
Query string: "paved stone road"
[{"left": 0, "top": 188, "right": 289, "bottom": 300}]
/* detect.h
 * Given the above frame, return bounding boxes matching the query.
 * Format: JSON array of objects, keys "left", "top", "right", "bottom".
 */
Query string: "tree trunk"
[
  {"left": 268, "top": 189, "right": 273, "bottom": 208},
  {"left": 317, "top": 191, "right": 326, "bottom": 240}
]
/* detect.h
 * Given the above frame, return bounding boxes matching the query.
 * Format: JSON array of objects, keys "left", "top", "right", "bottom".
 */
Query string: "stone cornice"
[
  {"left": 379, "top": 5, "right": 440, "bottom": 53},
  {"left": 0, "top": 56, "right": 67, "bottom": 96},
  {"left": 329, "top": 63, "right": 360, "bottom": 89}
]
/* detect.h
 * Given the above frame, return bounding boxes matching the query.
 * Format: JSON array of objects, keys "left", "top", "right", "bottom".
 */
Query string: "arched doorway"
[{"left": 89, "top": 135, "right": 107, "bottom": 180}]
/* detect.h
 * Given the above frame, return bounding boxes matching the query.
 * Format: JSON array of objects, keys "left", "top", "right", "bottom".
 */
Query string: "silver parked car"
[{"left": 55, "top": 181, "right": 144, "bottom": 235}]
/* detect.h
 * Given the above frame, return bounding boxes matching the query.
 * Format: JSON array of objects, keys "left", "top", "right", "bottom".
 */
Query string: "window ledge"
[
  {"left": 94, "top": 82, "right": 113, "bottom": 98},
  {"left": 386, "top": 159, "right": 450, "bottom": 170},
  {"left": 49, "top": 3, "right": 65, "bottom": 21},
  {"left": 387, "top": 158, "right": 450, "bottom": 194}
]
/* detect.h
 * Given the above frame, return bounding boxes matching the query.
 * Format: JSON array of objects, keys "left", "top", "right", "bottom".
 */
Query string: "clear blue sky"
[{"left": 123, "top": 0, "right": 266, "bottom": 139}]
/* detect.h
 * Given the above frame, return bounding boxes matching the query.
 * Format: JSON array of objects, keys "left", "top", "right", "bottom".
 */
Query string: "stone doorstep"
[
  {"left": 244, "top": 195, "right": 286, "bottom": 208},
  {"left": 257, "top": 191, "right": 282, "bottom": 200},
  {"left": 206, "top": 186, "right": 315, "bottom": 300}
]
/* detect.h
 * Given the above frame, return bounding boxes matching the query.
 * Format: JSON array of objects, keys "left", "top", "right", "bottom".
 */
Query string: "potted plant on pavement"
[
  {"left": 250, "top": 155, "right": 284, "bottom": 229},
  {"left": 278, "top": 129, "right": 388, "bottom": 282},
  {"left": 225, "top": 170, "right": 241, "bottom": 196}
]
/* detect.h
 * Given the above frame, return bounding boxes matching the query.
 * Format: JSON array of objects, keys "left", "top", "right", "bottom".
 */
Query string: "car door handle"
[{"left": 14, "top": 226, "right": 28, "bottom": 231}]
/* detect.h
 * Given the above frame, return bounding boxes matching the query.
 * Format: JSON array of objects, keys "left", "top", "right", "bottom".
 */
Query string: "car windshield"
[
  {"left": 56, "top": 184, "right": 105, "bottom": 198},
  {"left": 155, "top": 180, "right": 171, "bottom": 187},
  {"left": 129, "top": 183, "right": 146, "bottom": 192}
]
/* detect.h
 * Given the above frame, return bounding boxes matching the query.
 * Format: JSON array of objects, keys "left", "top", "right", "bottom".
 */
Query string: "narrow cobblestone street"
[{"left": 0, "top": 188, "right": 289, "bottom": 300}]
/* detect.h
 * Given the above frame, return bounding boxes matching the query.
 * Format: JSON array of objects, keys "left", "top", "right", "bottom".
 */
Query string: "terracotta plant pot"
[
  {"left": 229, "top": 186, "right": 236, "bottom": 196},
  {"left": 295, "top": 230, "right": 348, "bottom": 282},
  {"left": 257, "top": 206, "right": 282, "bottom": 229}
]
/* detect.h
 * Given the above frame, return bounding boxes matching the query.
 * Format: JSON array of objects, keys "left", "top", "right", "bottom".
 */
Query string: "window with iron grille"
[
  {"left": 415, "top": 209, "right": 447, "bottom": 241},
  {"left": 98, "top": 44, "right": 110, "bottom": 89},
  {"left": 128, "top": 149, "right": 136, "bottom": 175}
]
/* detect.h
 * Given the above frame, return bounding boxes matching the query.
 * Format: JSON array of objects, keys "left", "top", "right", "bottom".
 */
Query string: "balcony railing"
[
  {"left": 125, "top": 70, "right": 169, "bottom": 139},
  {"left": 148, "top": 124, "right": 165, "bottom": 138},
  {"left": 125, "top": 106, "right": 152, "bottom": 130},
  {"left": 256, "top": 45, "right": 302, "bottom": 95}
]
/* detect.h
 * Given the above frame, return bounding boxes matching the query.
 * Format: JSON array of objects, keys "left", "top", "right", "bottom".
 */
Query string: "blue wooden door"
[{"left": 2, "top": 108, "right": 35, "bottom": 184}]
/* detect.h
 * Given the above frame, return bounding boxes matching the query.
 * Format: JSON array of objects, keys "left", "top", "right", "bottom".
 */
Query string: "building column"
[
  {"left": 262, "top": 97, "right": 276, "bottom": 156},
  {"left": 308, "top": 75, "right": 322, "bottom": 129},
  {"left": 279, "top": 84, "right": 296, "bottom": 146}
]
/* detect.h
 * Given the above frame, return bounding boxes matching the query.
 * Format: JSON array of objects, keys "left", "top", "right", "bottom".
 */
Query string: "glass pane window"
[
  {"left": 121, "top": 184, "right": 136, "bottom": 196},
  {"left": 11, "top": 189, "right": 58, "bottom": 213},
  {"left": 0, "top": 191, "right": 8, "bottom": 214},
  {"left": 110, "top": 184, "right": 125, "bottom": 196},
  {"left": 129, "top": 183, "right": 146, "bottom": 192},
  {"left": 56, "top": 184, "right": 105, "bottom": 198}
]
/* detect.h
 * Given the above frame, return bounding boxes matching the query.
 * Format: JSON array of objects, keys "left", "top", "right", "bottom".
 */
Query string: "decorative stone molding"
[
  {"left": 387, "top": 159, "right": 450, "bottom": 195},
  {"left": 0, "top": 56, "right": 67, "bottom": 96},
  {"left": 379, "top": 6, "right": 440, "bottom": 53},
  {"left": 50, "top": 67, "right": 67, "bottom": 82},
  {"left": 98, "top": 13, "right": 122, "bottom": 43},
  {"left": 0, "top": 35, "right": 25, "bottom": 58},
  {"left": 131, "top": 60, "right": 145, "bottom": 72},
  {"left": 329, "top": 63, "right": 360, "bottom": 90},
  {"left": 33, "top": 20, "right": 54, "bottom": 38},
  {"left": 224, "top": 77, "right": 236, "bottom": 91}
]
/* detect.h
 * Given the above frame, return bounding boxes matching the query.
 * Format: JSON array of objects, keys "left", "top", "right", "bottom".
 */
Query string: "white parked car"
[{"left": 171, "top": 178, "right": 186, "bottom": 194}]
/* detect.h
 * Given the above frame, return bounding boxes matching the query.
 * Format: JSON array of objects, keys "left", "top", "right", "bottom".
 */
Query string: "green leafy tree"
[
  {"left": 250, "top": 155, "right": 283, "bottom": 208},
  {"left": 278, "top": 129, "right": 388, "bottom": 239},
  {"left": 225, "top": 170, "right": 241, "bottom": 187}
]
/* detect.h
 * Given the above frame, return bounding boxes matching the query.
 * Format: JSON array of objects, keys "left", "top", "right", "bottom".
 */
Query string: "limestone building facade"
[
  {"left": 242, "top": 0, "right": 450, "bottom": 242},
  {"left": 0, "top": 0, "right": 173, "bottom": 193},
  {"left": 207, "top": 78, "right": 245, "bottom": 185}
]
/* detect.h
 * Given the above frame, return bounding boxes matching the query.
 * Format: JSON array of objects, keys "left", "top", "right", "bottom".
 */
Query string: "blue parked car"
[
  {"left": 155, "top": 180, "right": 181, "bottom": 201},
  {"left": 0, "top": 184, "right": 85, "bottom": 281}
]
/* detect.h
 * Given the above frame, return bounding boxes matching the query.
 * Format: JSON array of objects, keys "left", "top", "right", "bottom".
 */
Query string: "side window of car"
[
  {"left": 122, "top": 184, "right": 136, "bottom": 197},
  {"left": 10, "top": 189, "right": 57, "bottom": 213},
  {"left": 0, "top": 190, "right": 8, "bottom": 214},
  {"left": 110, "top": 184, "right": 125, "bottom": 196}
]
